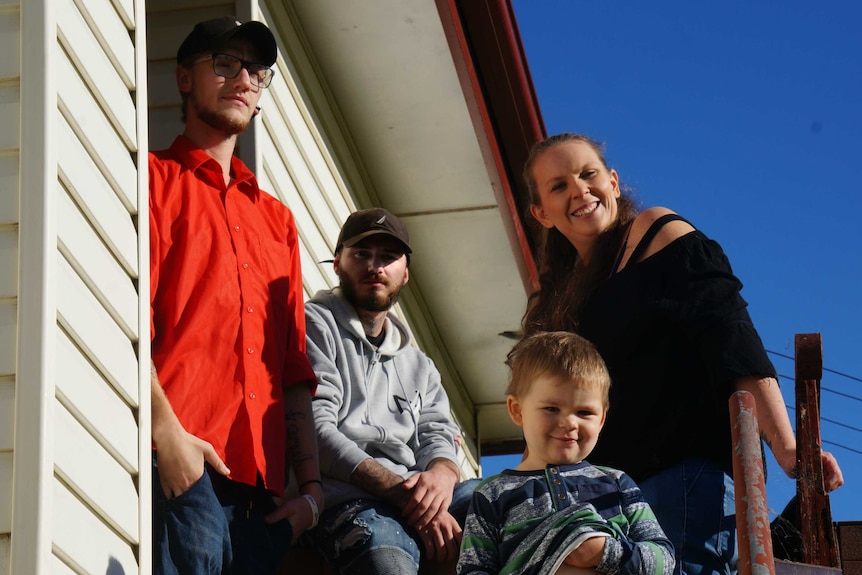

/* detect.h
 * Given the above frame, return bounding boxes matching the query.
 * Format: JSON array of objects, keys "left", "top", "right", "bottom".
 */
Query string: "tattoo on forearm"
[
  {"left": 353, "top": 460, "right": 407, "bottom": 505},
  {"left": 285, "top": 409, "right": 312, "bottom": 464}
]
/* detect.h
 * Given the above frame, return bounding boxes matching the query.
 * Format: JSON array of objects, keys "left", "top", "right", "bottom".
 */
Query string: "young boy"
[{"left": 457, "top": 332, "right": 675, "bottom": 575}]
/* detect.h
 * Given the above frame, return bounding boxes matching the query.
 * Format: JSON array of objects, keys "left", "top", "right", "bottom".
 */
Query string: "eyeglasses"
[{"left": 193, "top": 53, "right": 275, "bottom": 89}]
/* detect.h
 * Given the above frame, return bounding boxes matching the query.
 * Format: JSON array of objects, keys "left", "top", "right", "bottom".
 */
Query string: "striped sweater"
[{"left": 457, "top": 461, "right": 675, "bottom": 575}]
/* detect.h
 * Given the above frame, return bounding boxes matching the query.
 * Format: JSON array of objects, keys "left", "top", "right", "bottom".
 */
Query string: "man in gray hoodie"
[{"left": 303, "top": 208, "right": 478, "bottom": 574}]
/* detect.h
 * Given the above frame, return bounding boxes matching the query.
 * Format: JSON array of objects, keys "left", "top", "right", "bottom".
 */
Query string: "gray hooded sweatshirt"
[{"left": 305, "top": 288, "right": 460, "bottom": 509}]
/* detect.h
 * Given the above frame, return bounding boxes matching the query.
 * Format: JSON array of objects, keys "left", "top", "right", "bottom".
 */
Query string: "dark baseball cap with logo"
[
  {"left": 177, "top": 16, "right": 277, "bottom": 67},
  {"left": 335, "top": 208, "right": 412, "bottom": 257}
]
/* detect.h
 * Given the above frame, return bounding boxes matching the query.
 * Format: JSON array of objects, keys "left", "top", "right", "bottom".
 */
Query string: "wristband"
[{"left": 302, "top": 493, "right": 320, "bottom": 529}]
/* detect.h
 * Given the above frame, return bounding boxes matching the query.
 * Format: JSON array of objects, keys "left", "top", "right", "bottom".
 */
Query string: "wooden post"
[
  {"left": 795, "top": 333, "right": 840, "bottom": 568},
  {"left": 730, "top": 390, "right": 776, "bottom": 575}
]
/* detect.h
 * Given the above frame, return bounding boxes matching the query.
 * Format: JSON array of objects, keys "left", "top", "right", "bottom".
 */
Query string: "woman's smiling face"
[{"left": 529, "top": 140, "right": 621, "bottom": 259}]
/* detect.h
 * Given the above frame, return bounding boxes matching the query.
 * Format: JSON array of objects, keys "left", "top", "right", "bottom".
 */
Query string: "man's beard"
[
  {"left": 191, "top": 94, "right": 250, "bottom": 135},
  {"left": 340, "top": 273, "right": 403, "bottom": 312}
]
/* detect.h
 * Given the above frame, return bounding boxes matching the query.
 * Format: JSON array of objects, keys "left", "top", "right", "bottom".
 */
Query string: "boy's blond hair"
[{"left": 506, "top": 331, "right": 611, "bottom": 407}]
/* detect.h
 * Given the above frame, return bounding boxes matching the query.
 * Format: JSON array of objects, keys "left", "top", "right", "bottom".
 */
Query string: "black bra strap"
[{"left": 612, "top": 213, "right": 691, "bottom": 274}]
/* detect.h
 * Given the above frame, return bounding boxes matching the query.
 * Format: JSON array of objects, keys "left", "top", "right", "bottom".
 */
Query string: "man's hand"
[
  {"left": 415, "top": 510, "right": 462, "bottom": 563},
  {"left": 264, "top": 495, "right": 314, "bottom": 540},
  {"left": 151, "top": 361, "right": 230, "bottom": 498},
  {"left": 155, "top": 427, "right": 229, "bottom": 498},
  {"left": 401, "top": 460, "right": 458, "bottom": 530},
  {"left": 265, "top": 479, "right": 323, "bottom": 541},
  {"left": 564, "top": 535, "right": 607, "bottom": 569}
]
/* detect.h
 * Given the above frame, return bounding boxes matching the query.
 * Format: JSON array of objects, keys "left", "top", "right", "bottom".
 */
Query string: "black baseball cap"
[
  {"left": 177, "top": 17, "right": 277, "bottom": 67},
  {"left": 335, "top": 208, "right": 412, "bottom": 256}
]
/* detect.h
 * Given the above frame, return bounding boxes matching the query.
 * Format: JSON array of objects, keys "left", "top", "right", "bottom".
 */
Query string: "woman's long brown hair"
[{"left": 521, "top": 134, "right": 640, "bottom": 335}]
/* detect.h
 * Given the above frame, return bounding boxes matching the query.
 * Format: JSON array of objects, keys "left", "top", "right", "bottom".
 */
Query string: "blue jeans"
[
  {"left": 153, "top": 457, "right": 293, "bottom": 575},
  {"left": 638, "top": 459, "right": 738, "bottom": 575},
  {"left": 305, "top": 479, "right": 480, "bottom": 575}
]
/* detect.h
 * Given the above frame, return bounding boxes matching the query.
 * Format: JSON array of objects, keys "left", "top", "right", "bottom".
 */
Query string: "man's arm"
[
  {"left": 402, "top": 361, "right": 462, "bottom": 529},
  {"left": 264, "top": 381, "right": 323, "bottom": 534},
  {"left": 284, "top": 382, "right": 321, "bottom": 494},
  {"left": 151, "top": 361, "right": 229, "bottom": 498},
  {"left": 350, "top": 458, "right": 411, "bottom": 506},
  {"left": 263, "top": 215, "right": 324, "bottom": 532},
  {"left": 305, "top": 305, "right": 391, "bottom": 481}
]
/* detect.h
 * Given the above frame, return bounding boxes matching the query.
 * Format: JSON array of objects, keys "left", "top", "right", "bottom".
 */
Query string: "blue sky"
[{"left": 483, "top": 0, "right": 862, "bottom": 523}]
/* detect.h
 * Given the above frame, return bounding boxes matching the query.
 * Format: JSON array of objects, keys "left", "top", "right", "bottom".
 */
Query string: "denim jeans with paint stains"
[
  {"left": 638, "top": 458, "right": 738, "bottom": 575},
  {"left": 303, "top": 479, "right": 480, "bottom": 575}
]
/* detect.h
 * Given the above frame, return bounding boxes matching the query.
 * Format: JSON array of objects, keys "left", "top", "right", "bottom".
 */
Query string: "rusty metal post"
[
  {"left": 730, "top": 390, "right": 775, "bottom": 575},
  {"left": 795, "top": 333, "right": 840, "bottom": 567}
]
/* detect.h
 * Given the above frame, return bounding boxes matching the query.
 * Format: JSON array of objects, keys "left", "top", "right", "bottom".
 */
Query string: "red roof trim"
[{"left": 436, "top": 0, "right": 544, "bottom": 293}]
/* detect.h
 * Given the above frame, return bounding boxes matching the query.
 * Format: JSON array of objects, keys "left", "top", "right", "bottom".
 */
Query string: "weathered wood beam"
[{"left": 794, "top": 333, "right": 840, "bottom": 568}]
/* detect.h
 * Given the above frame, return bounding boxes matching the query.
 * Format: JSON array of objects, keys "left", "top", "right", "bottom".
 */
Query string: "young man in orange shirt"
[{"left": 149, "top": 17, "right": 320, "bottom": 574}]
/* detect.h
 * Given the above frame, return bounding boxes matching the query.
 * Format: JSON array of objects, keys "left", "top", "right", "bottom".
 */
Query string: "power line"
[
  {"left": 823, "top": 438, "right": 862, "bottom": 457},
  {"left": 786, "top": 405, "right": 862, "bottom": 435},
  {"left": 776, "top": 373, "right": 862, "bottom": 404},
  {"left": 784, "top": 404, "right": 862, "bottom": 457},
  {"left": 767, "top": 349, "right": 862, "bottom": 384},
  {"left": 772, "top": 372, "right": 862, "bottom": 460}
]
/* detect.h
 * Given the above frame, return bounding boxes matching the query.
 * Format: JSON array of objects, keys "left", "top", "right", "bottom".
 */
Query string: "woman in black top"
[{"left": 520, "top": 133, "right": 843, "bottom": 575}]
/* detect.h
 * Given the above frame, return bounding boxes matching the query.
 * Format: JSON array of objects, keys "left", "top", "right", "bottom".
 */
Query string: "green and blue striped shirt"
[{"left": 457, "top": 461, "right": 674, "bottom": 575}]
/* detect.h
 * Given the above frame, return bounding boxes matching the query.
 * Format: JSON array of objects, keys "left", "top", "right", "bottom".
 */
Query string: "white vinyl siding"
[
  {"left": 50, "top": 0, "right": 144, "bottom": 566},
  {"left": 254, "top": 0, "right": 363, "bottom": 295},
  {"left": 51, "top": 481, "right": 138, "bottom": 573},
  {"left": 11, "top": 0, "right": 148, "bottom": 571},
  {"left": 0, "top": 0, "right": 19, "bottom": 571}
]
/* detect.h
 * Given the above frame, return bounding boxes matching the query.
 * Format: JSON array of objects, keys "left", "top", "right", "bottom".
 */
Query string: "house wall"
[
  {"left": 8, "top": 0, "right": 149, "bottom": 572},
  {"left": 0, "top": 0, "right": 19, "bottom": 568}
]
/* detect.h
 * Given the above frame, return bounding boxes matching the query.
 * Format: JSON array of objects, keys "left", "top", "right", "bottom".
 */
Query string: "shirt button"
[
  {"left": 247, "top": 306, "right": 253, "bottom": 313},
  {"left": 234, "top": 225, "right": 240, "bottom": 231},
  {"left": 554, "top": 479, "right": 561, "bottom": 485},
  {"left": 550, "top": 467, "right": 558, "bottom": 474},
  {"left": 558, "top": 493, "right": 566, "bottom": 500},
  {"left": 242, "top": 263, "right": 249, "bottom": 269},
  {"left": 249, "top": 392, "right": 256, "bottom": 399},
  {"left": 247, "top": 347, "right": 254, "bottom": 354}
]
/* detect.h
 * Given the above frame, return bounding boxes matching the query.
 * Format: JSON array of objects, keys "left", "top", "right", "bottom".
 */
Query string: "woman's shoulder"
[
  {"left": 618, "top": 207, "right": 696, "bottom": 270},
  {"left": 631, "top": 207, "right": 696, "bottom": 240}
]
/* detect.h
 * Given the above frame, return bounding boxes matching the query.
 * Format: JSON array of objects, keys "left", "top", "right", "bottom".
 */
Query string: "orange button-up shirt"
[{"left": 150, "top": 136, "right": 316, "bottom": 494}]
